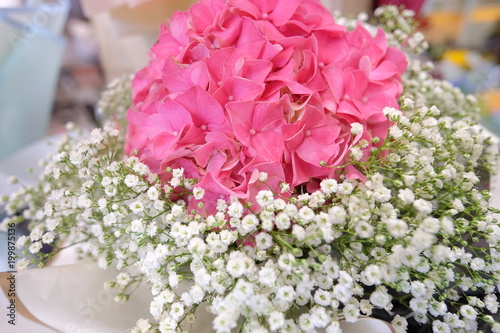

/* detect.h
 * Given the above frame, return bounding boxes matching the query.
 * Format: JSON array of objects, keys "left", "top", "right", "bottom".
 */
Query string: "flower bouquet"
[{"left": 2, "top": 1, "right": 500, "bottom": 332}]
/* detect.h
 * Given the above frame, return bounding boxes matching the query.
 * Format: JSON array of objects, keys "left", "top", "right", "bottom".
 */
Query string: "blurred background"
[{"left": 0, "top": 0, "right": 499, "bottom": 162}]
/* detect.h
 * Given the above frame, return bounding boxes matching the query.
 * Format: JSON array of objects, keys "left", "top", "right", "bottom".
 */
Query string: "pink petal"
[
  {"left": 235, "top": 17, "right": 267, "bottom": 58},
  {"left": 142, "top": 99, "right": 193, "bottom": 138},
  {"left": 269, "top": 0, "right": 301, "bottom": 26},
  {"left": 237, "top": 59, "right": 273, "bottom": 83},
  {"left": 322, "top": 63, "right": 343, "bottom": 104},
  {"left": 174, "top": 86, "right": 231, "bottom": 134},
  {"left": 162, "top": 58, "right": 209, "bottom": 93},
  {"left": 370, "top": 60, "right": 401, "bottom": 81}
]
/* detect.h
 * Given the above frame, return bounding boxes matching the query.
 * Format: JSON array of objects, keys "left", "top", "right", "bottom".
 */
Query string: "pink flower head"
[{"left": 125, "top": 0, "right": 407, "bottom": 214}]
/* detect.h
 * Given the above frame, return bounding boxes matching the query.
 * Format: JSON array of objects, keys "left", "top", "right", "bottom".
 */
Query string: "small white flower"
[
  {"left": 255, "top": 190, "right": 274, "bottom": 208},
  {"left": 411, "top": 229, "right": 435, "bottom": 252},
  {"left": 226, "top": 258, "right": 247, "bottom": 278},
  {"left": 275, "top": 212, "right": 291, "bottom": 230},
  {"left": 432, "top": 320, "right": 450, "bottom": 333},
  {"left": 343, "top": 303, "right": 360, "bottom": 322},
  {"left": 413, "top": 198, "right": 433, "bottom": 214},
  {"left": 16, "top": 235, "right": 27, "bottom": 248},
  {"left": 292, "top": 224, "right": 306, "bottom": 241},
  {"left": 258, "top": 172, "right": 268, "bottom": 182},
  {"left": 42, "top": 232, "right": 54, "bottom": 244},
  {"left": 170, "top": 178, "right": 181, "bottom": 187},
  {"left": 299, "top": 313, "right": 314, "bottom": 331},
  {"left": 313, "top": 289, "right": 332, "bottom": 306},
  {"left": 284, "top": 204, "right": 298, "bottom": 217},
  {"left": 154, "top": 199, "right": 165, "bottom": 211},
  {"left": 97, "top": 198, "right": 107, "bottom": 210},
  {"left": 77, "top": 195, "right": 92, "bottom": 209},
  {"left": 297, "top": 206, "right": 315, "bottom": 224},
  {"left": 219, "top": 230, "right": 237, "bottom": 246},
  {"left": 130, "top": 219, "right": 144, "bottom": 233},
  {"left": 485, "top": 294, "right": 499, "bottom": 313},
  {"left": 397, "top": 188, "right": 414, "bottom": 205},
  {"left": 420, "top": 217, "right": 440, "bottom": 234},
  {"left": 124, "top": 174, "right": 139, "bottom": 187},
  {"left": 104, "top": 186, "right": 117, "bottom": 197},
  {"left": 15, "top": 258, "right": 29, "bottom": 270},
  {"left": 350, "top": 122, "right": 364, "bottom": 135},
  {"left": 187, "top": 237, "right": 207, "bottom": 257},
  {"left": 6, "top": 176, "right": 18, "bottom": 185},
  {"left": 116, "top": 272, "right": 131, "bottom": 287},
  {"left": 172, "top": 168, "right": 184, "bottom": 178},
  {"left": 337, "top": 181, "right": 354, "bottom": 195},
  {"left": 135, "top": 318, "right": 151, "bottom": 332},
  {"left": 69, "top": 151, "right": 84, "bottom": 165},
  {"left": 29, "top": 241, "right": 42, "bottom": 254},
  {"left": 382, "top": 106, "right": 402, "bottom": 120},
  {"left": 98, "top": 256, "right": 108, "bottom": 269},
  {"left": 325, "top": 322, "right": 342, "bottom": 333},
  {"left": 443, "top": 312, "right": 463, "bottom": 328},
  {"left": 280, "top": 182, "right": 290, "bottom": 193},
  {"left": 169, "top": 302, "right": 184, "bottom": 321},
  {"left": 189, "top": 285, "right": 205, "bottom": 304},
  {"left": 276, "top": 285, "right": 296, "bottom": 303},
  {"left": 332, "top": 284, "right": 352, "bottom": 304},
  {"left": 389, "top": 125, "right": 403, "bottom": 139},
  {"left": 133, "top": 163, "right": 150, "bottom": 176},
  {"left": 255, "top": 232, "right": 273, "bottom": 250},
  {"left": 90, "top": 128, "right": 104, "bottom": 143},
  {"left": 328, "top": 206, "right": 346, "bottom": 224},
  {"left": 228, "top": 201, "right": 244, "bottom": 219},
  {"left": 429, "top": 301, "right": 448, "bottom": 317},
  {"left": 147, "top": 186, "right": 160, "bottom": 201},
  {"left": 391, "top": 315, "right": 408, "bottom": 332},
  {"left": 410, "top": 297, "right": 428, "bottom": 314},
  {"left": 158, "top": 317, "right": 177, "bottom": 333},
  {"left": 355, "top": 221, "right": 374, "bottom": 238},
  {"left": 103, "top": 212, "right": 117, "bottom": 226},
  {"left": 213, "top": 313, "right": 238, "bottom": 332},
  {"left": 385, "top": 218, "right": 408, "bottom": 238},
  {"left": 240, "top": 214, "right": 259, "bottom": 234},
  {"left": 410, "top": 281, "right": 427, "bottom": 298},
  {"left": 369, "top": 288, "right": 392, "bottom": 309},
  {"left": 146, "top": 222, "right": 158, "bottom": 237},
  {"left": 277, "top": 253, "right": 295, "bottom": 272},
  {"left": 320, "top": 179, "right": 338, "bottom": 194},
  {"left": 258, "top": 266, "right": 277, "bottom": 286},
  {"left": 130, "top": 201, "right": 144, "bottom": 214},
  {"left": 192, "top": 187, "right": 205, "bottom": 200},
  {"left": 350, "top": 146, "right": 363, "bottom": 161},
  {"left": 362, "top": 264, "right": 382, "bottom": 286},
  {"left": 268, "top": 311, "right": 285, "bottom": 331},
  {"left": 460, "top": 305, "right": 477, "bottom": 320},
  {"left": 470, "top": 258, "right": 485, "bottom": 271},
  {"left": 310, "top": 306, "right": 330, "bottom": 328}
]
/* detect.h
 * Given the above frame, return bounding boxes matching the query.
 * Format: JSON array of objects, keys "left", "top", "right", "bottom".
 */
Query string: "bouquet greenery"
[{"left": 2, "top": 1, "right": 500, "bottom": 332}]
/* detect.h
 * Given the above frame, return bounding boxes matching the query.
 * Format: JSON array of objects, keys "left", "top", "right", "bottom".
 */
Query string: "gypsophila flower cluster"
[
  {"left": 95, "top": 75, "right": 133, "bottom": 127},
  {"left": 373, "top": 5, "right": 481, "bottom": 122},
  {"left": 1, "top": 4, "right": 500, "bottom": 333}
]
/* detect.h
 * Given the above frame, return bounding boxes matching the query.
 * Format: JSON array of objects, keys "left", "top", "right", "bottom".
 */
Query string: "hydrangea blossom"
[{"left": 125, "top": 0, "right": 407, "bottom": 213}]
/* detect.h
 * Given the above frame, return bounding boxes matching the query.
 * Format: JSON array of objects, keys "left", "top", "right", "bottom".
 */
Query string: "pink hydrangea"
[{"left": 125, "top": 0, "right": 407, "bottom": 214}]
